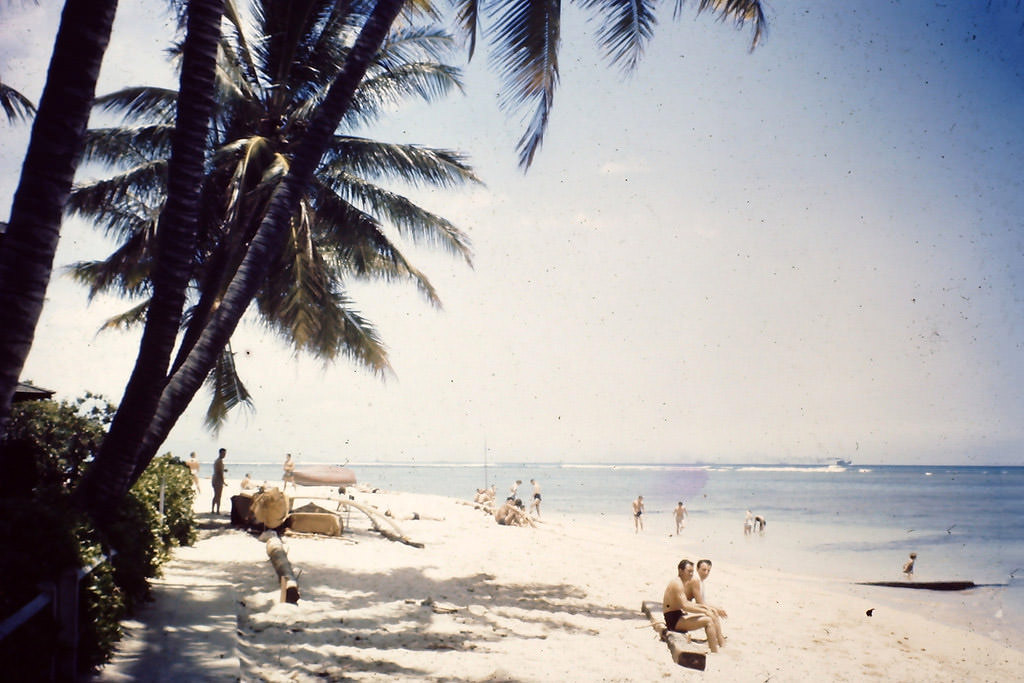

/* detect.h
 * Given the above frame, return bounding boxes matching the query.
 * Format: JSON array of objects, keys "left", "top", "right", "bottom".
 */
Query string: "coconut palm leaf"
[
  {"left": 320, "top": 136, "right": 479, "bottom": 188},
  {"left": 81, "top": 124, "right": 174, "bottom": 167},
  {"left": 577, "top": 0, "right": 658, "bottom": 73},
  {"left": 94, "top": 86, "right": 179, "bottom": 124},
  {"left": 488, "top": 0, "right": 561, "bottom": 169},
  {"left": 307, "top": 183, "right": 443, "bottom": 305},
  {"left": 686, "top": 0, "right": 766, "bottom": 49},
  {"left": 97, "top": 299, "right": 152, "bottom": 332},
  {"left": 203, "top": 343, "right": 253, "bottom": 433},
  {"left": 0, "top": 79, "right": 36, "bottom": 123},
  {"left": 321, "top": 171, "right": 473, "bottom": 262}
]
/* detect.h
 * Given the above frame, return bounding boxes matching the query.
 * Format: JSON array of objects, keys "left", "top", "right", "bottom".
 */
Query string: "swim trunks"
[
  {"left": 635, "top": 510, "right": 642, "bottom": 518},
  {"left": 533, "top": 493, "right": 541, "bottom": 500},
  {"left": 663, "top": 610, "right": 685, "bottom": 632}
]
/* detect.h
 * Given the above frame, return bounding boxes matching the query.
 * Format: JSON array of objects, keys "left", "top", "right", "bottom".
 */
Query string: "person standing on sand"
[
  {"left": 902, "top": 552, "right": 917, "bottom": 580},
  {"left": 283, "top": 453, "right": 296, "bottom": 492},
  {"left": 187, "top": 452, "right": 201, "bottom": 492},
  {"left": 510, "top": 479, "right": 521, "bottom": 498},
  {"left": 662, "top": 559, "right": 720, "bottom": 652},
  {"left": 529, "top": 478, "right": 541, "bottom": 517},
  {"left": 211, "top": 448, "right": 227, "bottom": 514},
  {"left": 744, "top": 510, "right": 753, "bottom": 535},
  {"left": 673, "top": 501, "right": 687, "bottom": 535},
  {"left": 632, "top": 495, "right": 645, "bottom": 532}
]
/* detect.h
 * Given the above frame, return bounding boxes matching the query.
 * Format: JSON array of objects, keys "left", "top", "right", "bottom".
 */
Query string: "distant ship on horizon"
[{"left": 836, "top": 459, "right": 853, "bottom": 467}]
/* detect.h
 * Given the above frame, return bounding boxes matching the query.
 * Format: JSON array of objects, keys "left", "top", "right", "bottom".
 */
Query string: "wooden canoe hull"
[{"left": 856, "top": 581, "right": 976, "bottom": 591}]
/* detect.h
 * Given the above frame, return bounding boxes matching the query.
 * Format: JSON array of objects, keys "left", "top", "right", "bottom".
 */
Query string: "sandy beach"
[{"left": 95, "top": 480, "right": 1024, "bottom": 682}]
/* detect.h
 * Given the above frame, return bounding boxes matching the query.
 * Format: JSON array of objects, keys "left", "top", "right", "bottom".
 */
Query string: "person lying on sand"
[
  {"left": 662, "top": 559, "right": 720, "bottom": 652},
  {"left": 686, "top": 559, "right": 727, "bottom": 641}
]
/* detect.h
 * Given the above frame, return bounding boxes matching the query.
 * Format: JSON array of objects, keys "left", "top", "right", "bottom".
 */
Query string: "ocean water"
[{"left": 209, "top": 460, "right": 1024, "bottom": 646}]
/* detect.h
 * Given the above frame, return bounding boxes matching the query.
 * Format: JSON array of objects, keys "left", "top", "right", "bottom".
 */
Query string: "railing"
[{"left": 0, "top": 549, "right": 116, "bottom": 681}]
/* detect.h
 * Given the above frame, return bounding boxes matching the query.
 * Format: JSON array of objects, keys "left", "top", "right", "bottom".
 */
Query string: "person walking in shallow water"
[
  {"left": 632, "top": 495, "right": 645, "bottom": 533},
  {"left": 902, "top": 552, "right": 917, "bottom": 580},
  {"left": 674, "top": 501, "right": 688, "bottom": 535},
  {"left": 211, "top": 448, "right": 227, "bottom": 514}
]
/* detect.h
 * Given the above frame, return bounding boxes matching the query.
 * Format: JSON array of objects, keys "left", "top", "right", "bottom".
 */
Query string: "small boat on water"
[
  {"left": 836, "top": 459, "right": 852, "bottom": 467},
  {"left": 856, "top": 581, "right": 976, "bottom": 591}
]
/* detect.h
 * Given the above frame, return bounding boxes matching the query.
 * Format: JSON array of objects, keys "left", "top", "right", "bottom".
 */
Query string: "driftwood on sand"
[
  {"left": 640, "top": 601, "right": 707, "bottom": 671},
  {"left": 262, "top": 532, "right": 300, "bottom": 604},
  {"left": 331, "top": 498, "right": 424, "bottom": 548}
]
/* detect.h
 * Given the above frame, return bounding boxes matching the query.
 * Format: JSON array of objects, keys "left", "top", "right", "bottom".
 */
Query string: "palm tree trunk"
[
  {"left": 0, "top": 0, "right": 118, "bottom": 434},
  {"left": 76, "top": 0, "right": 226, "bottom": 520},
  {"left": 130, "top": 0, "right": 407, "bottom": 479}
]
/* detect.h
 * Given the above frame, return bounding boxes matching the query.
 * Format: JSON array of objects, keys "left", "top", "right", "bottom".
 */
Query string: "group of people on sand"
[
  {"left": 662, "top": 558, "right": 728, "bottom": 653},
  {"left": 186, "top": 449, "right": 298, "bottom": 515},
  {"left": 473, "top": 478, "right": 542, "bottom": 526}
]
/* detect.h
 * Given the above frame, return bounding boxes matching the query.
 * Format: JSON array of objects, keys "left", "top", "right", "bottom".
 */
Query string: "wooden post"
[
  {"left": 641, "top": 601, "right": 707, "bottom": 671},
  {"left": 54, "top": 568, "right": 80, "bottom": 681},
  {"left": 265, "top": 534, "right": 299, "bottom": 603}
]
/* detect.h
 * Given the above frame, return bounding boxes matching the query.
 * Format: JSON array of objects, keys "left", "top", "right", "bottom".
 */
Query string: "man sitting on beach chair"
[{"left": 662, "top": 559, "right": 720, "bottom": 653}]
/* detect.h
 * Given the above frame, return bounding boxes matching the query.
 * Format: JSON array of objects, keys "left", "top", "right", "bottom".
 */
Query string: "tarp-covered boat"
[{"left": 292, "top": 464, "right": 357, "bottom": 487}]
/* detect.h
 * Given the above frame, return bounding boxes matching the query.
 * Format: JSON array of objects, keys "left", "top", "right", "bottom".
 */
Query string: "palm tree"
[
  {"left": 67, "top": 0, "right": 765, "bottom": 510},
  {"left": 69, "top": 0, "right": 477, "bottom": 486},
  {"left": 74, "top": 0, "right": 227, "bottom": 520},
  {"left": 0, "top": 0, "right": 118, "bottom": 435},
  {"left": 124, "top": 0, "right": 767, "bottom": 483}
]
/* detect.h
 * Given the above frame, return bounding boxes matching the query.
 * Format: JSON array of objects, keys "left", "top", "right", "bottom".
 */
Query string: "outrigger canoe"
[
  {"left": 291, "top": 464, "right": 357, "bottom": 487},
  {"left": 856, "top": 581, "right": 976, "bottom": 591}
]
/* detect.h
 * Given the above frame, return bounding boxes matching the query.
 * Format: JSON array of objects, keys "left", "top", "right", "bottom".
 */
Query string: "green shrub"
[{"left": 0, "top": 395, "right": 197, "bottom": 678}]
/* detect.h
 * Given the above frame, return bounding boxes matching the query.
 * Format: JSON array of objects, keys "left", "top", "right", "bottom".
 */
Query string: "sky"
[{"left": 2, "top": 2, "right": 1023, "bottom": 466}]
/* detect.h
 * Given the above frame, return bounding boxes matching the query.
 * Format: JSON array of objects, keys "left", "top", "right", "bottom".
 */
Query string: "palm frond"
[
  {"left": 452, "top": 0, "right": 481, "bottom": 59},
  {"left": 67, "top": 229, "right": 156, "bottom": 299},
  {"left": 81, "top": 124, "right": 174, "bottom": 168},
  {"left": 578, "top": 0, "right": 657, "bottom": 73},
  {"left": 95, "top": 87, "right": 179, "bottom": 124},
  {"left": 203, "top": 342, "right": 254, "bottom": 433},
  {"left": 0, "top": 79, "right": 36, "bottom": 123},
  {"left": 680, "top": 0, "right": 766, "bottom": 50},
  {"left": 69, "top": 160, "right": 168, "bottom": 217},
  {"left": 96, "top": 299, "right": 152, "bottom": 331},
  {"left": 320, "top": 136, "right": 480, "bottom": 189},
  {"left": 307, "top": 182, "right": 443, "bottom": 305},
  {"left": 322, "top": 172, "right": 473, "bottom": 264},
  {"left": 66, "top": 188, "right": 159, "bottom": 242},
  {"left": 487, "top": 0, "right": 560, "bottom": 169}
]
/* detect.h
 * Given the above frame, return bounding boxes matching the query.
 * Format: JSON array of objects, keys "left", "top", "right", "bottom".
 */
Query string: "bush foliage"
[{"left": 0, "top": 395, "right": 197, "bottom": 679}]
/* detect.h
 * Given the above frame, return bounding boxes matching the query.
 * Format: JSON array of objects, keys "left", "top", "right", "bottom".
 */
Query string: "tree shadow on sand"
[{"left": 234, "top": 558, "right": 639, "bottom": 681}]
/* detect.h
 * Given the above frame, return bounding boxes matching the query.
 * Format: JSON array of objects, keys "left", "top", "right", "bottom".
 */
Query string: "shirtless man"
[
  {"left": 632, "top": 495, "right": 645, "bottom": 533},
  {"left": 687, "top": 559, "right": 727, "bottom": 643},
  {"left": 529, "top": 478, "right": 541, "bottom": 517},
  {"left": 673, "top": 501, "right": 687, "bottom": 535},
  {"left": 662, "top": 559, "right": 720, "bottom": 652},
  {"left": 494, "top": 498, "right": 518, "bottom": 526}
]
